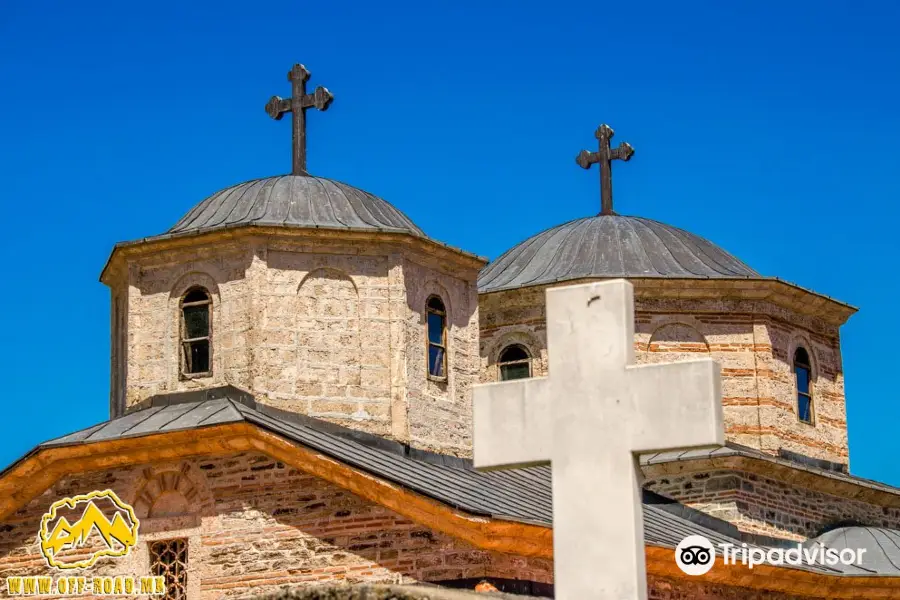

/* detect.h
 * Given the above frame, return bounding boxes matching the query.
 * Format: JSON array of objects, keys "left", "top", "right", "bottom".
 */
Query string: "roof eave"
[
  {"left": 641, "top": 446, "right": 900, "bottom": 507},
  {"left": 100, "top": 223, "right": 488, "bottom": 285},
  {"left": 479, "top": 275, "right": 857, "bottom": 327}
]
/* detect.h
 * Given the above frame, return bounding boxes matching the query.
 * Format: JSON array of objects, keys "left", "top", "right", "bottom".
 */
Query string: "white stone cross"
[{"left": 473, "top": 280, "right": 724, "bottom": 600}]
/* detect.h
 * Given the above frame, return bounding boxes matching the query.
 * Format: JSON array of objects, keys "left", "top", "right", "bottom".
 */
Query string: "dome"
[
  {"left": 478, "top": 214, "right": 758, "bottom": 293},
  {"left": 808, "top": 527, "right": 900, "bottom": 574},
  {"left": 168, "top": 175, "right": 425, "bottom": 237}
]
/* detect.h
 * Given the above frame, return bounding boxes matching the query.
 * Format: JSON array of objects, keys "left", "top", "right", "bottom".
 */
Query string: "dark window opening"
[
  {"left": 181, "top": 288, "right": 211, "bottom": 376},
  {"left": 499, "top": 344, "right": 532, "bottom": 381},
  {"left": 794, "top": 347, "right": 813, "bottom": 424},
  {"left": 426, "top": 296, "right": 446, "bottom": 379}
]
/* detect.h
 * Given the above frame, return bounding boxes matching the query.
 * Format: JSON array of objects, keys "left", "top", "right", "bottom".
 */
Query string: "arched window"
[
  {"left": 794, "top": 347, "right": 813, "bottom": 424},
  {"left": 426, "top": 296, "right": 447, "bottom": 379},
  {"left": 499, "top": 344, "right": 532, "bottom": 381},
  {"left": 181, "top": 288, "right": 211, "bottom": 376}
]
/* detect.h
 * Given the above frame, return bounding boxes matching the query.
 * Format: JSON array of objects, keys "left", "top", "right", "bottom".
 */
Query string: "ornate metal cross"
[
  {"left": 265, "top": 63, "right": 334, "bottom": 175},
  {"left": 576, "top": 124, "right": 634, "bottom": 215}
]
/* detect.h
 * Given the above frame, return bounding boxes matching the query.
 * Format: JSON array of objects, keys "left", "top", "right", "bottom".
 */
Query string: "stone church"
[{"left": 2, "top": 64, "right": 900, "bottom": 599}]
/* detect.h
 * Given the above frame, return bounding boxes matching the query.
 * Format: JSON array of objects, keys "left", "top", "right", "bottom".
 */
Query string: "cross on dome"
[
  {"left": 576, "top": 124, "right": 634, "bottom": 215},
  {"left": 265, "top": 63, "right": 334, "bottom": 175}
]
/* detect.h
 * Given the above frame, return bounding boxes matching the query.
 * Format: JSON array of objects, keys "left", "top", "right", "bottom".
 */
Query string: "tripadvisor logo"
[
  {"left": 3, "top": 489, "right": 166, "bottom": 597},
  {"left": 675, "top": 535, "right": 716, "bottom": 576},
  {"left": 675, "top": 534, "right": 868, "bottom": 576}
]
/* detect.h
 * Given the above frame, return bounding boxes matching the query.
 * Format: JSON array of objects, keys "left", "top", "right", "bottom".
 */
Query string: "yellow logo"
[{"left": 38, "top": 490, "right": 139, "bottom": 570}]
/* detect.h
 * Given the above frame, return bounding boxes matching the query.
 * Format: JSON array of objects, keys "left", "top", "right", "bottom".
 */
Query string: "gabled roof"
[
  {"left": 6, "top": 388, "right": 900, "bottom": 589},
  {"left": 17, "top": 391, "right": 742, "bottom": 542}
]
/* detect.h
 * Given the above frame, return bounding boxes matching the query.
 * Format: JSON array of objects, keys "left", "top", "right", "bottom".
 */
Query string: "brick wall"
[
  {"left": 648, "top": 576, "right": 806, "bottom": 600},
  {"left": 645, "top": 468, "right": 900, "bottom": 540},
  {"left": 0, "top": 453, "right": 551, "bottom": 599},
  {"left": 479, "top": 281, "right": 849, "bottom": 464},
  {"left": 1, "top": 452, "right": 868, "bottom": 599},
  {"left": 110, "top": 231, "right": 481, "bottom": 457}
]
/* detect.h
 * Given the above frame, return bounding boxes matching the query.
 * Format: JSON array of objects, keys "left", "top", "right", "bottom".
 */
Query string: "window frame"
[
  {"left": 498, "top": 343, "right": 533, "bottom": 381},
  {"left": 793, "top": 346, "right": 814, "bottom": 425},
  {"left": 426, "top": 295, "right": 447, "bottom": 381},
  {"left": 149, "top": 538, "right": 188, "bottom": 600},
  {"left": 179, "top": 287, "right": 212, "bottom": 379}
]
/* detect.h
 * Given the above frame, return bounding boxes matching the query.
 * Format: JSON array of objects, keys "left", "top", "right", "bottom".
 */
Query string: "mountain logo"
[{"left": 38, "top": 490, "right": 140, "bottom": 569}]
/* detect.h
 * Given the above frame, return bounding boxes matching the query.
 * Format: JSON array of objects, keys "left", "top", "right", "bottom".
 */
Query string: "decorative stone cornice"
[
  {"left": 480, "top": 276, "right": 857, "bottom": 328},
  {"left": 100, "top": 225, "right": 487, "bottom": 286}
]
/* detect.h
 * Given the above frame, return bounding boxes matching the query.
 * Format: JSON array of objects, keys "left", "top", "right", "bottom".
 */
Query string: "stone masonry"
[
  {"left": 479, "top": 279, "right": 851, "bottom": 465},
  {"left": 102, "top": 229, "right": 483, "bottom": 458},
  {"left": 0, "top": 453, "right": 552, "bottom": 599},
  {"left": 0, "top": 452, "right": 827, "bottom": 600},
  {"left": 644, "top": 467, "right": 900, "bottom": 541}
]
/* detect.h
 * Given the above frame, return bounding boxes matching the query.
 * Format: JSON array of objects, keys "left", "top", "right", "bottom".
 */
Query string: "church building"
[{"left": 2, "top": 63, "right": 900, "bottom": 599}]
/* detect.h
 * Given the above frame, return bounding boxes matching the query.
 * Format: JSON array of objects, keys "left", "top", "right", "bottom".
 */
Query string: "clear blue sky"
[{"left": 1, "top": 2, "right": 899, "bottom": 484}]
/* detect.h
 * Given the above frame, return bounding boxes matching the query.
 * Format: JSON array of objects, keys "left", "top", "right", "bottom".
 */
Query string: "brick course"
[
  {"left": 1, "top": 453, "right": 847, "bottom": 600},
  {"left": 479, "top": 281, "right": 850, "bottom": 464},
  {"left": 647, "top": 576, "right": 806, "bottom": 600},
  {"left": 0, "top": 453, "right": 551, "bottom": 599},
  {"left": 645, "top": 467, "right": 900, "bottom": 540}
]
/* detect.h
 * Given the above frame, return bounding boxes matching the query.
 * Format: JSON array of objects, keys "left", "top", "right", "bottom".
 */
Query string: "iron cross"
[
  {"left": 265, "top": 63, "right": 334, "bottom": 175},
  {"left": 576, "top": 124, "right": 634, "bottom": 215}
]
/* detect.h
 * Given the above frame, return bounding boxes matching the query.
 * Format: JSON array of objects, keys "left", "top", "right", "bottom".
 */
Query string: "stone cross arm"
[
  {"left": 473, "top": 378, "right": 552, "bottom": 470},
  {"left": 474, "top": 356, "right": 721, "bottom": 470},
  {"left": 472, "top": 280, "right": 724, "bottom": 600},
  {"left": 624, "top": 359, "right": 722, "bottom": 454},
  {"left": 474, "top": 282, "right": 722, "bottom": 471}
]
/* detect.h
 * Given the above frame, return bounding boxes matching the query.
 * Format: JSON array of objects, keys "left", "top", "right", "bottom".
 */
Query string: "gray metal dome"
[
  {"left": 478, "top": 215, "right": 758, "bottom": 293},
  {"left": 168, "top": 175, "right": 425, "bottom": 237},
  {"left": 808, "top": 527, "right": 900, "bottom": 574}
]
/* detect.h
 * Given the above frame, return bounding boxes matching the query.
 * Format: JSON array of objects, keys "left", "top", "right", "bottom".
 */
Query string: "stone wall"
[
  {"left": 644, "top": 467, "right": 900, "bottom": 540},
  {"left": 2, "top": 451, "right": 876, "bottom": 600},
  {"left": 119, "top": 239, "right": 257, "bottom": 407},
  {"left": 403, "top": 259, "right": 480, "bottom": 457},
  {"left": 0, "top": 452, "right": 845, "bottom": 600},
  {"left": 260, "top": 248, "right": 393, "bottom": 436},
  {"left": 250, "top": 580, "right": 809, "bottom": 600},
  {"left": 0, "top": 453, "right": 551, "bottom": 599},
  {"left": 647, "top": 576, "right": 806, "bottom": 600},
  {"left": 109, "top": 287, "right": 128, "bottom": 417},
  {"left": 479, "top": 281, "right": 849, "bottom": 464},
  {"left": 109, "top": 231, "right": 481, "bottom": 457},
  {"left": 249, "top": 584, "right": 541, "bottom": 599}
]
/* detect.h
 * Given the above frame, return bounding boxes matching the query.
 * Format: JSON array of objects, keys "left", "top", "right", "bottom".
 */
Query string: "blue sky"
[{"left": 1, "top": 2, "right": 899, "bottom": 483}]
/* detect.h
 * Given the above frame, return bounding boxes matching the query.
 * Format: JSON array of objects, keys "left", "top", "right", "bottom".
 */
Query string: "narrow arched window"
[
  {"left": 499, "top": 344, "right": 532, "bottom": 381},
  {"left": 181, "top": 288, "right": 211, "bottom": 376},
  {"left": 426, "top": 296, "right": 447, "bottom": 379},
  {"left": 794, "top": 347, "right": 813, "bottom": 424}
]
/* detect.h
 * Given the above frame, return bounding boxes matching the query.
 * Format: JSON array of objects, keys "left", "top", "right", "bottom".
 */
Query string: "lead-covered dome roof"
[
  {"left": 168, "top": 175, "right": 425, "bottom": 237},
  {"left": 478, "top": 214, "right": 758, "bottom": 293},
  {"left": 808, "top": 527, "right": 900, "bottom": 574}
]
